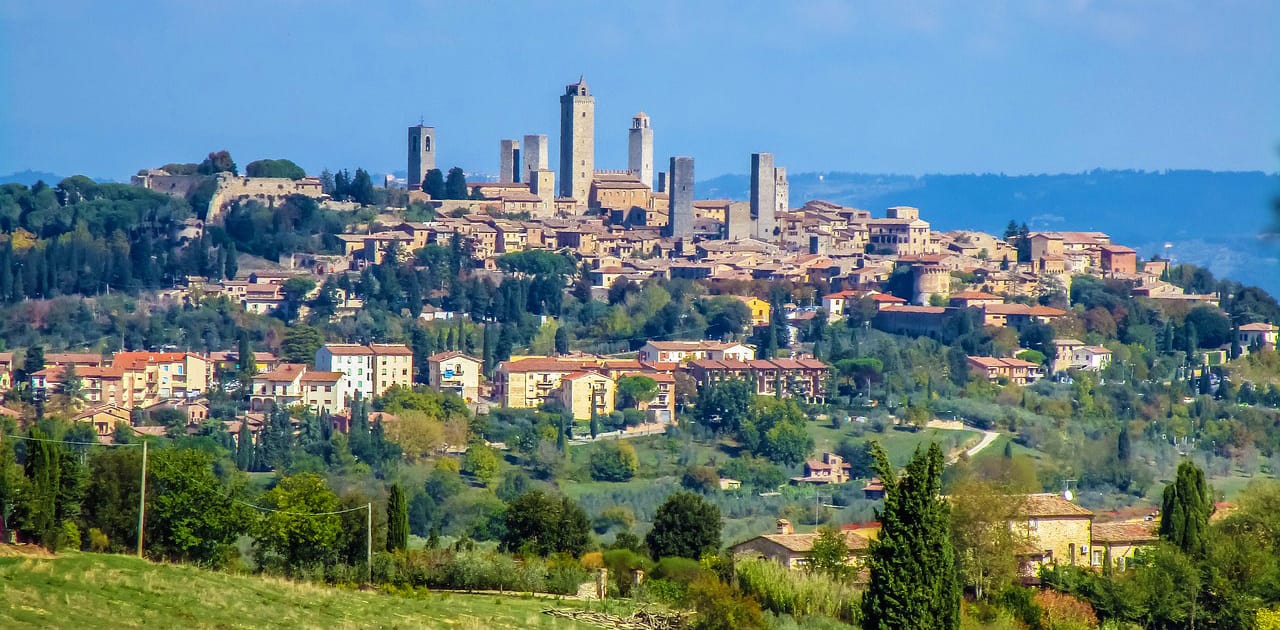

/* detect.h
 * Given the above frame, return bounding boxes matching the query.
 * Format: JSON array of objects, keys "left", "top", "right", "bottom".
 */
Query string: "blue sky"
[{"left": 1, "top": 1, "right": 1276, "bottom": 181}]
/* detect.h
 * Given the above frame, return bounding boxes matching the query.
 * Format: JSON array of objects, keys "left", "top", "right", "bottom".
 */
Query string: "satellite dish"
[{"left": 1062, "top": 489, "right": 1074, "bottom": 501}]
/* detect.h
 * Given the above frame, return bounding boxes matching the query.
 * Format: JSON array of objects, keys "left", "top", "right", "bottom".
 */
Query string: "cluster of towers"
[{"left": 405, "top": 76, "right": 786, "bottom": 243}]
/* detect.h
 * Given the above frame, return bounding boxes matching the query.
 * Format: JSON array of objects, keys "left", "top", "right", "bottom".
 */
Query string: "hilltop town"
[{"left": 1, "top": 75, "right": 1278, "bottom": 630}]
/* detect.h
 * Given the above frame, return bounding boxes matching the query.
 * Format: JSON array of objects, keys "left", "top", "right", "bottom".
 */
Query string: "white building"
[
  {"left": 315, "top": 343, "right": 415, "bottom": 400},
  {"left": 637, "top": 341, "right": 756, "bottom": 364}
]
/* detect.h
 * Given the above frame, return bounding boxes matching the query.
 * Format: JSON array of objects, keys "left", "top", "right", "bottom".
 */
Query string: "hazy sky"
[{"left": 2, "top": 1, "right": 1277, "bottom": 181}]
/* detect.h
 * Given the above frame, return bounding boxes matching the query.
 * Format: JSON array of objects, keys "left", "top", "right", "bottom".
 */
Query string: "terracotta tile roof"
[
  {"left": 45, "top": 353, "right": 107, "bottom": 365},
  {"left": 950, "top": 291, "right": 1002, "bottom": 300},
  {"left": 369, "top": 343, "right": 414, "bottom": 356},
  {"left": 428, "top": 351, "right": 482, "bottom": 363},
  {"left": 1092, "top": 521, "right": 1158, "bottom": 544},
  {"left": 1240, "top": 322, "right": 1277, "bottom": 332},
  {"left": 499, "top": 357, "right": 594, "bottom": 373},
  {"left": 752, "top": 530, "right": 870, "bottom": 553},
  {"left": 879, "top": 305, "right": 947, "bottom": 314},
  {"left": 299, "top": 371, "right": 343, "bottom": 383},
  {"left": 322, "top": 344, "right": 372, "bottom": 356},
  {"left": 259, "top": 364, "right": 306, "bottom": 382},
  {"left": 1021, "top": 494, "right": 1094, "bottom": 518}
]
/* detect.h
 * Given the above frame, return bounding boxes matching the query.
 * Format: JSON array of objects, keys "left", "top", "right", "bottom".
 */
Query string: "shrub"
[
  {"left": 57, "top": 522, "right": 81, "bottom": 552},
  {"left": 640, "top": 578, "right": 689, "bottom": 605},
  {"left": 1034, "top": 590, "right": 1098, "bottom": 630},
  {"left": 546, "top": 554, "right": 590, "bottom": 595},
  {"left": 87, "top": 528, "right": 110, "bottom": 553},
  {"left": 735, "top": 558, "right": 860, "bottom": 624},
  {"left": 590, "top": 441, "right": 639, "bottom": 482},
  {"left": 580, "top": 551, "right": 605, "bottom": 569},
  {"left": 603, "top": 548, "right": 650, "bottom": 597},
  {"left": 682, "top": 466, "right": 720, "bottom": 492},
  {"left": 652, "top": 556, "right": 706, "bottom": 585},
  {"left": 688, "top": 574, "right": 766, "bottom": 630}
]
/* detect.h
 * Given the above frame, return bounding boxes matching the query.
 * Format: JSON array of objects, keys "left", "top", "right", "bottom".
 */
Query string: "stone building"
[
  {"left": 559, "top": 76, "right": 595, "bottom": 204},
  {"left": 407, "top": 124, "right": 436, "bottom": 190},
  {"left": 499, "top": 139, "right": 521, "bottom": 183},
  {"left": 912, "top": 262, "right": 951, "bottom": 305},
  {"left": 726, "top": 201, "right": 752, "bottom": 240},
  {"left": 522, "top": 134, "right": 548, "bottom": 183},
  {"left": 1013, "top": 493, "right": 1094, "bottom": 572},
  {"left": 732, "top": 519, "right": 869, "bottom": 570},
  {"left": 627, "top": 112, "right": 654, "bottom": 189},
  {"left": 667, "top": 156, "right": 694, "bottom": 239}
]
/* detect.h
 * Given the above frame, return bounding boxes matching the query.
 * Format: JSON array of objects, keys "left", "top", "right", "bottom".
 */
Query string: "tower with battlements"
[
  {"left": 628, "top": 113, "right": 653, "bottom": 189},
  {"left": 559, "top": 76, "right": 595, "bottom": 204}
]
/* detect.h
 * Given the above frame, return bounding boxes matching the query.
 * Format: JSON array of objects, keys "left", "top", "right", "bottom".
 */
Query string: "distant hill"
[
  {"left": 0, "top": 170, "right": 67, "bottom": 186},
  {"left": 700, "top": 169, "right": 1280, "bottom": 293}
]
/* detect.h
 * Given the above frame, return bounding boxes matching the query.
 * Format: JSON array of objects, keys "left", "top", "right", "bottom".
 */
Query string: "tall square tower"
[
  {"left": 667, "top": 156, "right": 694, "bottom": 239},
  {"left": 499, "top": 139, "right": 521, "bottom": 183},
  {"left": 523, "top": 134, "right": 548, "bottom": 183},
  {"left": 408, "top": 125, "right": 435, "bottom": 190},
  {"left": 559, "top": 76, "right": 595, "bottom": 204},
  {"left": 751, "top": 152, "right": 777, "bottom": 241},
  {"left": 628, "top": 112, "right": 654, "bottom": 189}
]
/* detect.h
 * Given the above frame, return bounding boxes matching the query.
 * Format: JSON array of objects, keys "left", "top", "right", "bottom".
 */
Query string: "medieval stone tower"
[
  {"left": 751, "top": 153, "right": 777, "bottom": 241},
  {"left": 667, "top": 156, "right": 694, "bottom": 239},
  {"left": 407, "top": 124, "right": 436, "bottom": 190},
  {"left": 913, "top": 263, "right": 951, "bottom": 305},
  {"left": 559, "top": 76, "right": 595, "bottom": 203},
  {"left": 522, "top": 134, "right": 548, "bottom": 183},
  {"left": 628, "top": 113, "right": 653, "bottom": 189},
  {"left": 499, "top": 139, "right": 521, "bottom": 183}
]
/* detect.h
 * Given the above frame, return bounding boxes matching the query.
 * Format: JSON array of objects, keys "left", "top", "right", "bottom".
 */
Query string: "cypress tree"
[
  {"left": 386, "top": 484, "right": 409, "bottom": 552},
  {"left": 26, "top": 427, "right": 62, "bottom": 548},
  {"left": 861, "top": 442, "right": 960, "bottom": 630},
  {"left": 1117, "top": 425, "right": 1131, "bottom": 463},
  {"left": 235, "top": 420, "right": 255, "bottom": 471},
  {"left": 1159, "top": 459, "right": 1213, "bottom": 557}
]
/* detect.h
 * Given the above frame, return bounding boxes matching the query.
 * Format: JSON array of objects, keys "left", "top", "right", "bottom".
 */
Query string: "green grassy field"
[{"left": 0, "top": 549, "right": 604, "bottom": 630}]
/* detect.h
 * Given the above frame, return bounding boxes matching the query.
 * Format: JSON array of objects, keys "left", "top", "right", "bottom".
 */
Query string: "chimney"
[{"left": 776, "top": 518, "right": 794, "bottom": 535}]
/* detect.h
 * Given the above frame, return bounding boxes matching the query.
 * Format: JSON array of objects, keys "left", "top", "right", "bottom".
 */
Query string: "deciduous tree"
[{"left": 645, "top": 491, "right": 721, "bottom": 561}]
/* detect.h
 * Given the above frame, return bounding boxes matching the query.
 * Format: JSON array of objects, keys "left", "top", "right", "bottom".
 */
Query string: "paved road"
[{"left": 926, "top": 419, "right": 1001, "bottom": 465}]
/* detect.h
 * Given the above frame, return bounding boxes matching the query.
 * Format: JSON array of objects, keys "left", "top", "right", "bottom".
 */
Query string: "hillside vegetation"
[{"left": 0, "top": 549, "right": 595, "bottom": 630}]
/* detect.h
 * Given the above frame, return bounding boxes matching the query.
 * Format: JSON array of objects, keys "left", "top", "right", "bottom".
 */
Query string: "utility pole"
[
  {"left": 366, "top": 502, "right": 373, "bottom": 584},
  {"left": 137, "top": 440, "right": 148, "bottom": 558}
]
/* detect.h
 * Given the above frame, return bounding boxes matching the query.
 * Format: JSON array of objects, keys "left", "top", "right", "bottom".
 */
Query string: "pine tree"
[
  {"left": 861, "top": 442, "right": 960, "bottom": 630},
  {"left": 386, "top": 484, "right": 409, "bottom": 552},
  {"left": 1159, "top": 459, "right": 1213, "bottom": 557}
]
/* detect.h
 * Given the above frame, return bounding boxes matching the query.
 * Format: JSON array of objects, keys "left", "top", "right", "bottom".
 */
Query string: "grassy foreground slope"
[{"left": 0, "top": 549, "right": 594, "bottom": 630}]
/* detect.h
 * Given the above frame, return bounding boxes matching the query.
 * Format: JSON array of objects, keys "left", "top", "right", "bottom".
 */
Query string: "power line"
[
  {"left": 232, "top": 498, "right": 368, "bottom": 517},
  {"left": 2, "top": 433, "right": 144, "bottom": 447}
]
